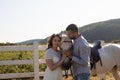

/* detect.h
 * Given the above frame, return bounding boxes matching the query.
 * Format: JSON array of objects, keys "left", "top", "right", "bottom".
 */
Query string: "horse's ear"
[
  {"left": 60, "top": 31, "right": 63, "bottom": 37},
  {"left": 60, "top": 31, "right": 68, "bottom": 38}
]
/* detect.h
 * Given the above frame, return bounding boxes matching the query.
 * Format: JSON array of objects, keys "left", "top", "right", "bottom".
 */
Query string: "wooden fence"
[
  {"left": 0, "top": 42, "right": 47, "bottom": 80},
  {"left": 0, "top": 41, "right": 107, "bottom": 80}
]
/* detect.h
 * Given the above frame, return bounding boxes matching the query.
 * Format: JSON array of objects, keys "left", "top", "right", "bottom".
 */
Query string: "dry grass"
[{"left": 63, "top": 72, "right": 116, "bottom": 80}]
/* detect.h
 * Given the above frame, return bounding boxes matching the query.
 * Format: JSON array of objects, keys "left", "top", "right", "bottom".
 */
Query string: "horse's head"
[
  {"left": 61, "top": 36, "right": 73, "bottom": 51},
  {"left": 60, "top": 35, "right": 73, "bottom": 78}
]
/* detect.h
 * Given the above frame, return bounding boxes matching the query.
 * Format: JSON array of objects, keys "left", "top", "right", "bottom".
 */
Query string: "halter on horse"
[{"left": 61, "top": 36, "right": 73, "bottom": 78}]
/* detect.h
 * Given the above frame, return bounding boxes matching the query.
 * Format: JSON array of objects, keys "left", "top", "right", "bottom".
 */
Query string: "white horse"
[
  {"left": 91, "top": 43, "right": 120, "bottom": 80},
  {"left": 61, "top": 36, "right": 120, "bottom": 80}
]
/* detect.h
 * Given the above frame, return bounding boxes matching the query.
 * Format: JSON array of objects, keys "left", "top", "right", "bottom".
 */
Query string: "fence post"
[{"left": 33, "top": 41, "right": 39, "bottom": 80}]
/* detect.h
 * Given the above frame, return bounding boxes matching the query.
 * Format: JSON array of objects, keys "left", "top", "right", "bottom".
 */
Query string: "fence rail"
[{"left": 0, "top": 42, "right": 47, "bottom": 80}]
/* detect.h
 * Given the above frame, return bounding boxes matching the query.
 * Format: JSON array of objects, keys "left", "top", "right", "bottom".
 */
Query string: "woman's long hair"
[{"left": 47, "top": 34, "right": 61, "bottom": 49}]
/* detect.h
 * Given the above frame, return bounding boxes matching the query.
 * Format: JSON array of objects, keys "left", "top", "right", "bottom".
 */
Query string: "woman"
[{"left": 43, "top": 34, "right": 66, "bottom": 80}]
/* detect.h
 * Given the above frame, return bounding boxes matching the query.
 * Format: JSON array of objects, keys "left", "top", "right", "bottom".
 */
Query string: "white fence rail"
[{"left": 0, "top": 42, "right": 47, "bottom": 80}]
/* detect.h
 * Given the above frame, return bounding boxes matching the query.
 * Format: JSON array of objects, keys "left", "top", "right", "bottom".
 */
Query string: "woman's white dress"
[{"left": 43, "top": 48, "right": 63, "bottom": 80}]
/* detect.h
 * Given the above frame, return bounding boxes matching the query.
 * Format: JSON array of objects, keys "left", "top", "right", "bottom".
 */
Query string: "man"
[{"left": 65, "top": 24, "right": 91, "bottom": 80}]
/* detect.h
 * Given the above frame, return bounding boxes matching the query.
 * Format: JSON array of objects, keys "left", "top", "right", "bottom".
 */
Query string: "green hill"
[{"left": 79, "top": 18, "right": 120, "bottom": 42}]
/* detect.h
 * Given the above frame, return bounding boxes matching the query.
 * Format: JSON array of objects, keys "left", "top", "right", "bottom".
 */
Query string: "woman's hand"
[{"left": 61, "top": 53, "right": 67, "bottom": 61}]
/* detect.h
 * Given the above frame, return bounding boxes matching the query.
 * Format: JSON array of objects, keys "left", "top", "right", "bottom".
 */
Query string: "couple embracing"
[{"left": 43, "top": 24, "right": 91, "bottom": 80}]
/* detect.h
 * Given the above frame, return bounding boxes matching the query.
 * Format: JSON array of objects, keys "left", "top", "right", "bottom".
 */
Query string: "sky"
[{"left": 0, "top": 0, "right": 120, "bottom": 43}]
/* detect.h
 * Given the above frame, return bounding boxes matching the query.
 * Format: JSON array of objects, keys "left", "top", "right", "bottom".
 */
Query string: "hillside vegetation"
[{"left": 80, "top": 18, "right": 120, "bottom": 42}]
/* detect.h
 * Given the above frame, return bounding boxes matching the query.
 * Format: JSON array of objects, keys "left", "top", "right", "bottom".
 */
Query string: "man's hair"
[{"left": 66, "top": 24, "right": 78, "bottom": 32}]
